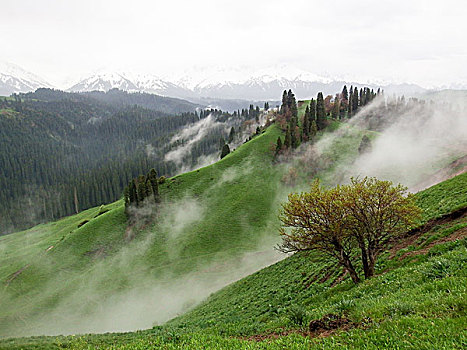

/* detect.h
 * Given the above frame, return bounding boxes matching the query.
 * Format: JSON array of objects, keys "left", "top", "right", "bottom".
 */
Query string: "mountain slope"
[
  {"left": 0, "top": 124, "right": 287, "bottom": 337},
  {"left": 2, "top": 172, "right": 465, "bottom": 349},
  {"left": 83, "top": 88, "right": 200, "bottom": 114}
]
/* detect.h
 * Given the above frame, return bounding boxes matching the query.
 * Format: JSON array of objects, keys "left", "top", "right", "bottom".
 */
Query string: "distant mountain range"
[
  {"left": 0, "top": 62, "right": 52, "bottom": 96},
  {"left": 2, "top": 61, "right": 466, "bottom": 102}
]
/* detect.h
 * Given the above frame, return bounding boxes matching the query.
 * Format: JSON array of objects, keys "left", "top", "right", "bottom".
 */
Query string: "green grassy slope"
[
  {"left": 0, "top": 125, "right": 288, "bottom": 337},
  {"left": 1, "top": 101, "right": 386, "bottom": 338},
  {"left": 165, "top": 172, "right": 467, "bottom": 331},
  {"left": 2, "top": 172, "right": 465, "bottom": 349},
  {"left": 2, "top": 97, "right": 465, "bottom": 346}
]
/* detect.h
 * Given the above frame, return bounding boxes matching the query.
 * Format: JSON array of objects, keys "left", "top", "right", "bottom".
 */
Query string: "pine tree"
[
  {"left": 281, "top": 90, "right": 288, "bottom": 113},
  {"left": 342, "top": 85, "right": 348, "bottom": 101},
  {"left": 136, "top": 175, "right": 147, "bottom": 206},
  {"left": 310, "top": 121, "right": 318, "bottom": 139},
  {"left": 129, "top": 179, "right": 137, "bottom": 207},
  {"left": 288, "top": 90, "right": 298, "bottom": 118},
  {"left": 303, "top": 105, "right": 310, "bottom": 139},
  {"left": 309, "top": 99, "right": 316, "bottom": 123},
  {"left": 147, "top": 168, "right": 160, "bottom": 203},
  {"left": 352, "top": 87, "right": 359, "bottom": 114},
  {"left": 316, "top": 92, "right": 326, "bottom": 130},
  {"left": 332, "top": 96, "right": 340, "bottom": 119},
  {"left": 228, "top": 126, "right": 235, "bottom": 143},
  {"left": 275, "top": 136, "right": 283, "bottom": 156},
  {"left": 291, "top": 125, "right": 298, "bottom": 149},
  {"left": 220, "top": 144, "right": 230, "bottom": 159},
  {"left": 123, "top": 185, "right": 130, "bottom": 210}
]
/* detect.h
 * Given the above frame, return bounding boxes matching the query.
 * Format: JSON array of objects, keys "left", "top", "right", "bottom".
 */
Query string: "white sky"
[{"left": 1, "top": 0, "right": 467, "bottom": 88}]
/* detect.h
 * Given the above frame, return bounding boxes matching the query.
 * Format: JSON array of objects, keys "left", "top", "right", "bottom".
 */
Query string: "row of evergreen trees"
[{"left": 275, "top": 86, "right": 381, "bottom": 155}]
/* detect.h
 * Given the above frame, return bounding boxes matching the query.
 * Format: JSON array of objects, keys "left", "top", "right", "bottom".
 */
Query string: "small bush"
[
  {"left": 423, "top": 258, "right": 452, "bottom": 279},
  {"left": 288, "top": 305, "right": 307, "bottom": 326},
  {"left": 335, "top": 298, "right": 357, "bottom": 315}
]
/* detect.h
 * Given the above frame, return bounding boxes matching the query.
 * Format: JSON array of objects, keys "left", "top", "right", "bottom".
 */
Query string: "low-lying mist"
[
  {"left": 0, "top": 160, "right": 283, "bottom": 338},
  {"left": 292, "top": 95, "right": 467, "bottom": 191},
  {"left": 164, "top": 111, "right": 269, "bottom": 174}
]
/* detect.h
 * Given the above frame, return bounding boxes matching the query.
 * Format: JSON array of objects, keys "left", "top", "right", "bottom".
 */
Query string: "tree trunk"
[
  {"left": 357, "top": 238, "right": 371, "bottom": 279},
  {"left": 367, "top": 249, "right": 376, "bottom": 277},
  {"left": 340, "top": 250, "right": 360, "bottom": 284}
]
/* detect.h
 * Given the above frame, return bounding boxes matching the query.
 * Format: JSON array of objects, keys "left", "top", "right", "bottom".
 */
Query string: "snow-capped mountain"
[
  {"left": 132, "top": 74, "right": 193, "bottom": 98},
  {"left": 66, "top": 66, "right": 428, "bottom": 101},
  {"left": 0, "top": 61, "right": 52, "bottom": 95},
  {"left": 68, "top": 72, "right": 138, "bottom": 92},
  {"left": 1, "top": 62, "right": 429, "bottom": 101}
]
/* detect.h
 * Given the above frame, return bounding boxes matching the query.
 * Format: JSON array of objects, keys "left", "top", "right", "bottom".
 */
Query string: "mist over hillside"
[{"left": 0, "top": 89, "right": 266, "bottom": 234}]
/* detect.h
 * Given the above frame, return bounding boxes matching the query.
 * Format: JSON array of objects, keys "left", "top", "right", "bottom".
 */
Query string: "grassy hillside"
[
  {"left": 2, "top": 172, "right": 465, "bottom": 349},
  {"left": 2, "top": 101, "right": 387, "bottom": 338},
  {"left": 2, "top": 96, "right": 465, "bottom": 347},
  {"left": 0, "top": 124, "right": 288, "bottom": 337}
]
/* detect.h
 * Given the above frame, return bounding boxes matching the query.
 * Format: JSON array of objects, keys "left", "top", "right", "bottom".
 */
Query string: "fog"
[
  {"left": 290, "top": 95, "right": 467, "bottom": 191},
  {"left": 165, "top": 114, "right": 226, "bottom": 168},
  {"left": 165, "top": 110, "right": 270, "bottom": 174},
  {"left": 0, "top": 161, "right": 282, "bottom": 338}
]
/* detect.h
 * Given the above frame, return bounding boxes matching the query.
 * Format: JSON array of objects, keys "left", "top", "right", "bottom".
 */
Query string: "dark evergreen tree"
[
  {"left": 303, "top": 105, "right": 310, "bottom": 139},
  {"left": 280, "top": 90, "right": 288, "bottom": 114},
  {"left": 309, "top": 98, "right": 316, "bottom": 123},
  {"left": 310, "top": 121, "right": 318, "bottom": 139},
  {"left": 316, "top": 92, "right": 326, "bottom": 130},
  {"left": 352, "top": 86, "right": 359, "bottom": 114},
  {"left": 147, "top": 168, "right": 160, "bottom": 203},
  {"left": 136, "top": 175, "right": 147, "bottom": 206},
  {"left": 220, "top": 144, "right": 230, "bottom": 159},
  {"left": 342, "top": 85, "right": 348, "bottom": 101},
  {"left": 228, "top": 126, "right": 235, "bottom": 143}
]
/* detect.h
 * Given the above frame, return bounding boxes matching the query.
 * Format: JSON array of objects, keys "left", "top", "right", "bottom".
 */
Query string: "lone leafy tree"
[
  {"left": 278, "top": 178, "right": 421, "bottom": 283},
  {"left": 343, "top": 177, "right": 421, "bottom": 278},
  {"left": 278, "top": 180, "right": 360, "bottom": 283}
]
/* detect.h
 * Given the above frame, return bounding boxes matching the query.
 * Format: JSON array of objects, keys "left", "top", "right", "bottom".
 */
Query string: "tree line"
[
  {"left": 274, "top": 86, "right": 381, "bottom": 157},
  {"left": 0, "top": 89, "right": 259, "bottom": 234}
]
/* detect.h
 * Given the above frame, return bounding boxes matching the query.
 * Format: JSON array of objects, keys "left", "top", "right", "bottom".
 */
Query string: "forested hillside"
[{"left": 0, "top": 89, "right": 262, "bottom": 234}]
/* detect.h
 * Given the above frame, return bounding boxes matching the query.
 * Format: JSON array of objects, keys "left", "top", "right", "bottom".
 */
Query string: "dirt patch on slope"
[
  {"left": 5, "top": 264, "right": 30, "bottom": 286},
  {"left": 398, "top": 226, "right": 467, "bottom": 260},
  {"left": 245, "top": 314, "right": 368, "bottom": 342},
  {"left": 388, "top": 206, "right": 467, "bottom": 259}
]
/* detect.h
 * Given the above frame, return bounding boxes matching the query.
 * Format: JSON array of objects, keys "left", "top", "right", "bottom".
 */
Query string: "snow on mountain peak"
[{"left": 0, "top": 61, "right": 52, "bottom": 94}]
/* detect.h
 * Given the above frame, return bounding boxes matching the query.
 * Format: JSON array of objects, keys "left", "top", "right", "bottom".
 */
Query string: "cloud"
[{"left": 164, "top": 114, "right": 225, "bottom": 166}]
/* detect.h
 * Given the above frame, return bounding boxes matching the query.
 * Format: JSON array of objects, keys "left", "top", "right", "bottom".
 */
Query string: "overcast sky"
[{"left": 2, "top": 0, "right": 466, "bottom": 88}]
